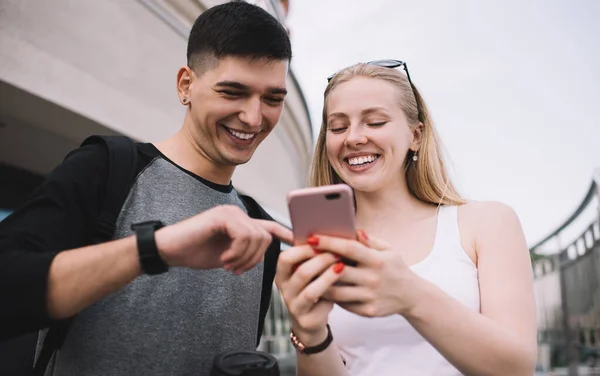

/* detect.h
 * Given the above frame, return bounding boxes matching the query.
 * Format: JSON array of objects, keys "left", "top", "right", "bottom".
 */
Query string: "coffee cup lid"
[{"left": 210, "top": 350, "right": 279, "bottom": 376}]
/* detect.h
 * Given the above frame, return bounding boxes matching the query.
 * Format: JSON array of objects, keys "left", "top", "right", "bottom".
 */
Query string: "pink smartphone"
[{"left": 287, "top": 184, "right": 357, "bottom": 265}]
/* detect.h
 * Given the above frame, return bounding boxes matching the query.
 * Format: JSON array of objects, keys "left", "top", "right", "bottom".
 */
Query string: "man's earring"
[{"left": 182, "top": 98, "right": 188, "bottom": 104}]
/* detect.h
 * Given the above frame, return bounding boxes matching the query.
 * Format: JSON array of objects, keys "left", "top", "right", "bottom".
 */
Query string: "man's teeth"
[
  {"left": 348, "top": 155, "right": 378, "bottom": 166},
  {"left": 226, "top": 128, "right": 255, "bottom": 140}
]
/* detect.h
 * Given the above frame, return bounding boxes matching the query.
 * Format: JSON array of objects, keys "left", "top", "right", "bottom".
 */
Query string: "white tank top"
[{"left": 328, "top": 205, "right": 480, "bottom": 376}]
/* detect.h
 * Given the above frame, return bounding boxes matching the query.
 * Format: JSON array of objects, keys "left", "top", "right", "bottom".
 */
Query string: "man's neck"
[{"left": 154, "top": 129, "right": 235, "bottom": 186}]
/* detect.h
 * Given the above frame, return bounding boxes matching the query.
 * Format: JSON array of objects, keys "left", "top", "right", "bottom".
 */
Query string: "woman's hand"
[
  {"left": 320, "top": 230, "right": 421, "bottom": 317},
  {"left": 275, "top": 244, "right": 345, "bottom": 345}
]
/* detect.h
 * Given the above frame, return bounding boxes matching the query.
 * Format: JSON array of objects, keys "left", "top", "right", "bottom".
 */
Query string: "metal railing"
[{"left": 258, "top": 284, "right": 295, "bottom": 358}]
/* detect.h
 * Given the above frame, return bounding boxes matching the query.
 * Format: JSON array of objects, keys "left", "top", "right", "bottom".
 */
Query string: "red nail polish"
[
  {"left": 307, "top": 236, "right": 319, "bottom": 246},
  {"left": 333, "top": 262, "right": 345, "bottom": 274},
  {"left": 358, "top": 230, "right": 369, "bottom": 240}
]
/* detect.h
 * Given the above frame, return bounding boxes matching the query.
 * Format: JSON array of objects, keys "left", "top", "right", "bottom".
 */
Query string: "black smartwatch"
[{"left": 130, "top": 220, "right": 169, "bottom": 275}]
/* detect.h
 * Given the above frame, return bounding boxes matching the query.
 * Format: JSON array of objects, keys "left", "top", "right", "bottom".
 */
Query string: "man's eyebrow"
[
  {"left": 214, "top": 81, "right": 287, "bottom": 95},
  {"left": 267, "top": 87, "right": 287, "bottom": 95},
  {"left": 214, "top": 81, "right": 250, "bottom": 91}
]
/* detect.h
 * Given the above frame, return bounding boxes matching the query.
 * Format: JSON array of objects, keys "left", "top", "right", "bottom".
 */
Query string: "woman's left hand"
[{"left": 316, "top": 230, "right": 420, "bottom": 317}]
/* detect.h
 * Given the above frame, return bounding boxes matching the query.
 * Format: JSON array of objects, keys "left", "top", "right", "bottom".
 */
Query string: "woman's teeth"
[{"left": 347, "top": 155, "right": 378, "bottom": 166}]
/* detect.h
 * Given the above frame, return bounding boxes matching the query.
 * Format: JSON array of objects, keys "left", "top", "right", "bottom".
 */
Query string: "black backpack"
[{"left": 33, "top": 135, "right": 280, "bottom": 375}]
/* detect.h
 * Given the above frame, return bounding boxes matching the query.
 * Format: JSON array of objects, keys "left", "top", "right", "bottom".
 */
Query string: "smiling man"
[{"left": 0, "top": 2, "right": 293, "bottom": 375}]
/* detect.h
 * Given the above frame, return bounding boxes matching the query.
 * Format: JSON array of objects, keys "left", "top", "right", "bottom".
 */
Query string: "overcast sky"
[{"left": 286, "top": 0, "right": 600, "bottom": 247}]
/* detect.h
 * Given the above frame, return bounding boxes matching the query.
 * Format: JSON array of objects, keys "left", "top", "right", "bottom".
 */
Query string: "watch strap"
[
  {"left": 290, "top": 324, "right": 333, "bottom": 355},
  {"left": 131, "top": 220, "right": 168, "bottom": 275}
]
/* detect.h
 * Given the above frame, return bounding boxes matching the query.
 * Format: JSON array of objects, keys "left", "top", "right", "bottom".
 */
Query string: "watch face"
[
  {"left": 131, "top": 220, "right": 164, "bottom": 231},
  {"left": 290, "top": 331, "right": 305, "bottom": 351}
]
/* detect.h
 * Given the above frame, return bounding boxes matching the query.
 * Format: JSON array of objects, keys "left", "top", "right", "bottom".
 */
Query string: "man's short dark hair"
[{"left": 187, "top": 1, "right": 292, "bottom": 73}]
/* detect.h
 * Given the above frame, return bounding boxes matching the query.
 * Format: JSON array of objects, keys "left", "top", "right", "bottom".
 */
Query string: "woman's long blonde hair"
[{"left": 310, "top": 63, "right": 466, "bottom": 206}]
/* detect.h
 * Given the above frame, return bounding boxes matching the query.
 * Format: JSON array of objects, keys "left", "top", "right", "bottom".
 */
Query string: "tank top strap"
[{"left": 433, "top": 205, "right": 464, "bottom": 259}]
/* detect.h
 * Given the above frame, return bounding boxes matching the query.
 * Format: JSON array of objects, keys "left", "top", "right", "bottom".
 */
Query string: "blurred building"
[
  {"left": 0, "top": 0, "right": 312, "bottom": 223},
  {"left": 531, "top": 168, "right": 600, "bottom": 371}
]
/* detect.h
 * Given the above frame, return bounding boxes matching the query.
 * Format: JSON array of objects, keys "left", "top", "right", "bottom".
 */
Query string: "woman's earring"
[
  {"left": 412, "top": 151, "right": 418, "bottom": 162},
  {"left": 182, "top": 98, "right": 188, "bottom": 104}
]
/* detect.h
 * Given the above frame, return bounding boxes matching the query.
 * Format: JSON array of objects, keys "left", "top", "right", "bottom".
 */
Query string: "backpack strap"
[
  {"left": 239, "top": 194, "right": 282, "bottom": 347},
  {"left": 34, "top": 135, "right": 138, "bottom": 375},
  {"left": 85, "top": 136, "right": 139, "bottom": 243}
]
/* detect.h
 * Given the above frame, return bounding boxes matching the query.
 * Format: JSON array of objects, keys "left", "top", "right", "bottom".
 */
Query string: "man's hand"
[{"left": 156, "top": 205, "right": 293, "bottom": 274}]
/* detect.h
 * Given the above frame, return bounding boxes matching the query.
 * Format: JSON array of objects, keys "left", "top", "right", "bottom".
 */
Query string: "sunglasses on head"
[
  {"left": 327, "top": 59, "right": 414, "bottom": 88},
  {"left": 327, "top": 59, "right": 422, "bottom": 122}
]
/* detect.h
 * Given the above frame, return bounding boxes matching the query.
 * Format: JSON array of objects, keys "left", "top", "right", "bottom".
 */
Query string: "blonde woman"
[{"left": 276, "top": 60, "right": 537, "bottom": 375}]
